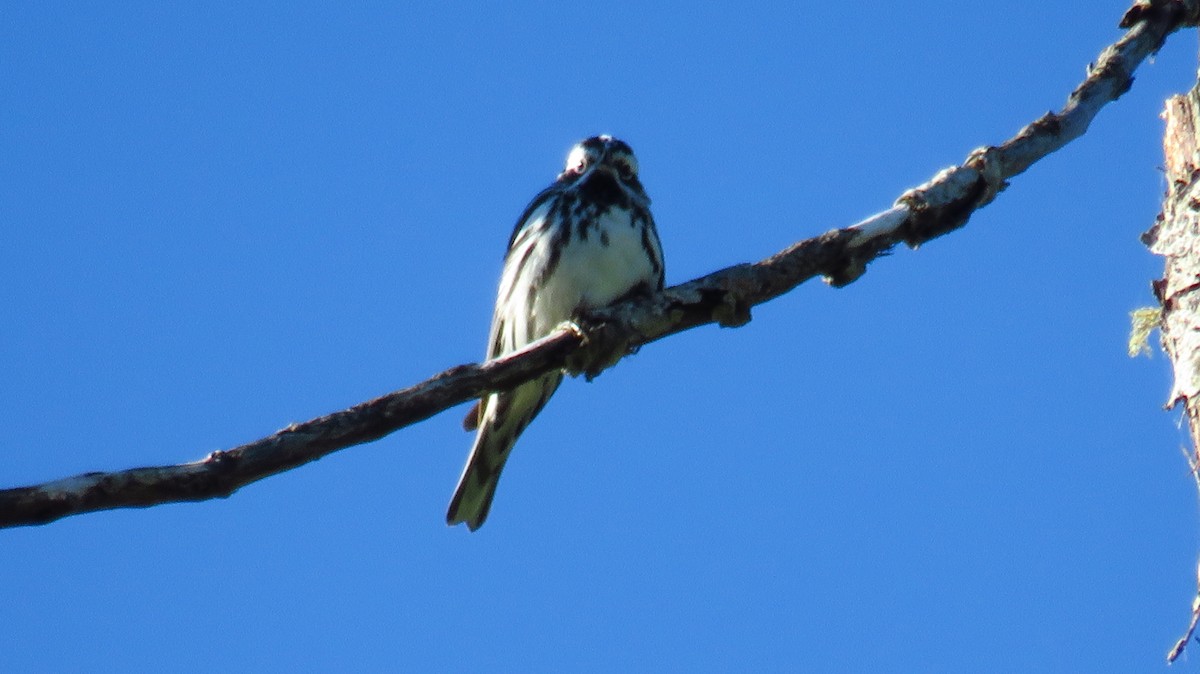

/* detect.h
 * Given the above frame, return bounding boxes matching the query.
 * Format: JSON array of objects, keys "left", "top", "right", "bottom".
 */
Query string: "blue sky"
[{"left": 2, "top": 2, "right": 1198, "bottom": 671}]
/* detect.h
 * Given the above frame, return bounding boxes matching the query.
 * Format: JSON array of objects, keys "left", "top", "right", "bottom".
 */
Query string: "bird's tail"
[
  {"left": 447, "top": 373, "right": 561, "bottom": 530},
  {"left": 445, "top": 442, "right": 503, "bottom": 531}
]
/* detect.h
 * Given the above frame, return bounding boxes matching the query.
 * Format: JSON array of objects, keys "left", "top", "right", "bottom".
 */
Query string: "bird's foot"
[{"left": 560, "top": 314, "right": 634, "bottom": 382}]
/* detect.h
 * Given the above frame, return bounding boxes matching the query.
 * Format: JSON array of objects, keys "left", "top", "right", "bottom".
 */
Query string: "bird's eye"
[{"left": 564, "top": 146, "right": 591, "bottom": 175}]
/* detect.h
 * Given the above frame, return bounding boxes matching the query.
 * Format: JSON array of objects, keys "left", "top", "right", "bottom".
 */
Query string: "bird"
[{"left": 447, "top": 135, "right": 665, "bottom": 530}]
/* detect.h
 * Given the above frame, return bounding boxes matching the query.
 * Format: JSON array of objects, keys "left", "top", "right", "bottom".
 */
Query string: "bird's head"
[{"left": 559, "top": 135, "right": 641, "bottom": 187}]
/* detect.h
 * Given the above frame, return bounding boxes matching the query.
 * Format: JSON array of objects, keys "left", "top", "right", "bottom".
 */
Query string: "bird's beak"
[{"left": 593, "top": 162, "right": 619, "bottom": 178}]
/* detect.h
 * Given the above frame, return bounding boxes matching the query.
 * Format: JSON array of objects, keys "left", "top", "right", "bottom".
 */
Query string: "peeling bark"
[{"left": 1146, "top": 74, "right": 1200, "bottom": 665}]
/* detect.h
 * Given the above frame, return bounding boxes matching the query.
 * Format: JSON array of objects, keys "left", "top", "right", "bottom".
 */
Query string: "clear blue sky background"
[{"left": 3, "top": 2, "right": 1198, "bottom": 671}]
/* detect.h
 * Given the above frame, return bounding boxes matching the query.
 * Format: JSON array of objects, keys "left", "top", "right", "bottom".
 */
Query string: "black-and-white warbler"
[{"left": 447, "top": 135, "right": 665, "bottom": 530}]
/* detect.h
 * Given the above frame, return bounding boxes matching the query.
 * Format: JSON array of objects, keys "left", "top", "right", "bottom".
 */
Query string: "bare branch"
[{"left": 1, "top": 1, "right": 1196, "bottom": 530}]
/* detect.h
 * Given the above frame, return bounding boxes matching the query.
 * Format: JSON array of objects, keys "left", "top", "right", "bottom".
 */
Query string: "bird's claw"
[{"left": 561, "top": 316, "right": 632, "bottom": 382}]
